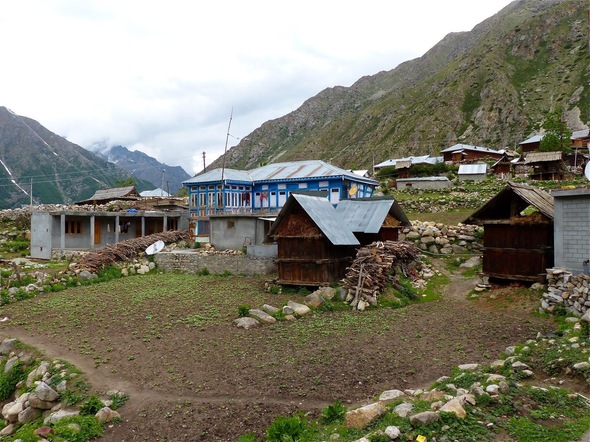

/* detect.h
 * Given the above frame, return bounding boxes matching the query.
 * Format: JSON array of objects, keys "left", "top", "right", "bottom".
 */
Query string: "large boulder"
[{"left": 345, "top": 402, "right": 386, "bottom": 429}]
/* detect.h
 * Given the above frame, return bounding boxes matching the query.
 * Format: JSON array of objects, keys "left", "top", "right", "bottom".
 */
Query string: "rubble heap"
[{"left": 540, "top": 268, "right": 590, "bottom": 315}]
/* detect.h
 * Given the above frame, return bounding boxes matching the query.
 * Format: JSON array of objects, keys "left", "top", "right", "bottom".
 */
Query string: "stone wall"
[
  {"left": 541, "top": 268, "right": 590, "bottom": 315},
  {"left": 154, "top": 250, "right": 277, "bottom": 276},
  {"left": 398, "top": 221, "right": 483, "bottom": 256}
]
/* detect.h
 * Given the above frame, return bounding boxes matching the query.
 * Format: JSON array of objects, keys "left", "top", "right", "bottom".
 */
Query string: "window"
[
  {"left": 65, "top": 220, "right": 82, "bottom": 234},
  {"left": 167, "top": 219, "right": 178, "bottom": 231},
  {"left": 227, "top": 220, "right": 235, "bottom": 229}
]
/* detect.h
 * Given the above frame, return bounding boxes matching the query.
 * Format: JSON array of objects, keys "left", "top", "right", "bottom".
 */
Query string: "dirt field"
[{"left": 0, "top": 262, "right": 555, "bottom": 441}]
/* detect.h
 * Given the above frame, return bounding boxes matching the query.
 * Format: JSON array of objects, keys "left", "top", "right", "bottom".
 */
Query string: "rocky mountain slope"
[
  {"left": 211, "top": 0, "right": 590, "bottom": 171},
  {"left": 0, "top": 107, "right": 152, "bottom": 209},
  {"left": 89, "top": 143, "right": 191, "bottom": 195}
]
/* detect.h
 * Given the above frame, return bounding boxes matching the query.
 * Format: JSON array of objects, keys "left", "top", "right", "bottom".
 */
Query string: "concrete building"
[
  {"left": 553, "top": 187, "right": 590, "bottom": 275},
  {"left": 395, "top": 176, "right": 452, "bottom": 190},
  {"left": 30, "top": 209, "right": 189, "bottom": 259}
]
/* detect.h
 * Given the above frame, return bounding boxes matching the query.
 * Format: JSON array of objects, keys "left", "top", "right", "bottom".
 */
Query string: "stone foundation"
[{"left": 154, "top": 250, "right": 277, "bottom": 276}]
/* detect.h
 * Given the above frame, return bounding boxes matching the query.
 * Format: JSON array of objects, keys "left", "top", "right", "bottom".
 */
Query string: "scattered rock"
[{"left": 345, "top": 402, "right": 386, "bottom": 429}]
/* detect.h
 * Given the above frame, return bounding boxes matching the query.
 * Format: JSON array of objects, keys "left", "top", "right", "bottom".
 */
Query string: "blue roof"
[{"left": 183, "top": 160, "right": 378, "bottom": 186}]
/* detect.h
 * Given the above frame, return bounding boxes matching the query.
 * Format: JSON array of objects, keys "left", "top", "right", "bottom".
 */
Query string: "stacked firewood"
[
  {"left": 78, "top": 229, "right": 189, "bottom": 273},
  {"left": 342, "top": 240, "right": 421, "bottom": 310}
]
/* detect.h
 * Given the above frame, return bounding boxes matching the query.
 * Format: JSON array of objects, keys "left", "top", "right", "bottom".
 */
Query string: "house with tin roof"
[
  {"left": 458, "top": 163, "right": 488, "bottom": 182},
  {"left": 440, "top": 144, "right": 503, "bottom": 163},
  {"left": 183, "top": 160, "right": 378, "bottom": 236},
  {"left": 373, "top": 155, "right": 443, "bottom": 173}
]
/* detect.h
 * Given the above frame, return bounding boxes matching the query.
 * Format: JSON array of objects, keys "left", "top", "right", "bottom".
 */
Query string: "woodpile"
[
  {"left": 342, "top": 241, "right": 421, "bottom": 310},
  {"left": 78, "top": 229, "right": 189, "bottom": 273}
]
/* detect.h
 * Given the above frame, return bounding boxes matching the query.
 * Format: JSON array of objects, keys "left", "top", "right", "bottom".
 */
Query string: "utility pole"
[
  {"left": 202, "top": 151, "right": 206, "bottom": 172},
  {"left": 30, "top": 178, "right": 32, "bottom": 210}
]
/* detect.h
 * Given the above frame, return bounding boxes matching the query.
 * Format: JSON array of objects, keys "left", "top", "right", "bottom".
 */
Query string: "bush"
[
  {"left": 197, "top": 268, "right": 210, "bottom": 276},
  {"left": 79, "top": 395, "right": 104, "bottom": 416},
  {"left": 0, "top": 362, "right": 25, "bottom": 401},
  {"left": 238, "top": 305, "right": 251, "bottom": 317},
  {"left": 321, "top": 400, "right": 346, "bottom": 424},
  {"left": 52, "top": 415, "right": 104, "bottom": 442},
  {"left": 266, "top": 414, "right": 307, "bottom": 442},
  {"left": 109, "top": 392, "right": 129, "bottom": 410}
]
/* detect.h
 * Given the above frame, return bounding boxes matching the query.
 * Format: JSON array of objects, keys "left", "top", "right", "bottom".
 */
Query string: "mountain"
[
  {"left": 211, "top": 0, "right": 590, "bottom": 171},
  {"left": 0, "top": 106, "right": 153, "bottom": 209},
  {"left": 89, "top": 143, "right": 191, "bottom": 195}
]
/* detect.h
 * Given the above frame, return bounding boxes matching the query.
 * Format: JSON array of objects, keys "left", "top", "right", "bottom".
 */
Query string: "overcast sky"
[{"left": 1, "top": 0, "right": 514, "bottom": 175}]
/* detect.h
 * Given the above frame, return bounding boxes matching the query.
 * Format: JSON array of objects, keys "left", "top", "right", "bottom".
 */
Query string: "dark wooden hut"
[
  {"left": 335, "top": 197, "right": 410, "bottom": 244},
  {"left": 524, "top": 151, "right": 564, "bottom": 180},
  {"left": 463, "top": 181, "right": 554, "bottom": 282},
  {"left": 267, "top": 193, "right": 359, "bottom": 286}
]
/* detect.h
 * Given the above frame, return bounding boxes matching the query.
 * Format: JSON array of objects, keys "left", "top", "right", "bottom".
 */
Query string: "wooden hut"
[
  {"left": 335, "top": 197, "right": 410, "bottom": 244},
  {"left": 524, "top": 151, "right": 564, "bottom": 180},
  {"left": 463, "top": 182, "right": 554, "bottom": 282},
  {"left": 267, "top": 193, "right": 359, "bottom": 286}
]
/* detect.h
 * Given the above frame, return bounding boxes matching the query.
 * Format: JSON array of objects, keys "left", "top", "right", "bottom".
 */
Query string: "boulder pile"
[
  {"left": 540, "top": 268, "right": 590, "bottom": 315},
  {"left": 398, "top": 220, "right": 483, "bottom": 256}
]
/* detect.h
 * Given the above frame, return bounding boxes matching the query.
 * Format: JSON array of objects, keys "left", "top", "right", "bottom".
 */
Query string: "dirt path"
[{"left": 0, "top": 263, "right": 555, "bottom": 441}]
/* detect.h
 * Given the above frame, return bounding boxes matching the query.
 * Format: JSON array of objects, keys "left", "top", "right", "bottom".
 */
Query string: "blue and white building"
[{"left": 183, "top": 160, "right": 378, "bottom": 235}]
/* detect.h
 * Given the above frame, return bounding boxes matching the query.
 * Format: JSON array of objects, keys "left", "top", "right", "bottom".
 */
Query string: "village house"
[
  {"left": 395, "top": 176, "right": 452, "bottom": 190},
  {"left": 182, "top": 160, "right": 378, "bottom": 237},
  {"left": 458, "top": 163, "right": 488, "bottom": 182},
  {"left": 464, "top": 181, "right": 554, "bottom": 282},
  {"left": 266, "top": 193, "right": 410, "bottom": 285},
  {"left": 524, "top": 151, "right": 565, "bottom": 180},
  {"left": 373, "top": 155, "right": 443, "bottom": 177},
  {"left": 440, "top": 143, "right": 503, "bottom": 163},
  {"left": 30, "top": 186, "right": 189, "bottom": 259}
]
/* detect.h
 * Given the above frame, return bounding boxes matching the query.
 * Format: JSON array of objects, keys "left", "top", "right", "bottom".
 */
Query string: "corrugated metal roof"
[
  {"left": 250, "top": 160, "right": 377, "bottom": 184},
  {"left": 458, "top": 163, "right": 487, "bottom": 175},
  {"left": 183, "top": 168, "right": 252, "bottom": 184},
  {"left": 374, "top": 155, "right": 442, "bottom": 169},
  {"left": 524, "top": 151, "right": 563, "bottom": 164},
  {"left": 140, "top": 188, "right": 171, "bottom": 197},
  {"left": 335, "top": 198, "right": 410, "bottom": 234},
  {"left": 183, "top": 160, "right": 378, "bottom": 185},
  {"left": 440, "top": 143, "right": 499, "bottom": 154},
  {"left": 268, "top": 193, "right": 359, "bottom": 246},
  {"left": 519, "top": 134, "right": 544, "bottom": 145}
]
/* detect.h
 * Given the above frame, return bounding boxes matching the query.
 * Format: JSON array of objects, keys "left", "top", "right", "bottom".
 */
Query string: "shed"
[
  {"left": 491, "top": 154, "right": 513, "bottom": 178},
  {"left": 267, "top": 193, "right": 359, "bottom": 286},
  {"left": 524, "top": 151, "right": 564, "bottom": 180},
  {"left": 335, "top": 198, "right": 410, "bottom": 244},
  {"left": 396, "top": 176, "right": 452, "bottom": 190},
  {"left": 458, "top": 163, "right": 487, "bottom": 182},
  {"left": 463, "top": 181, "right": 554, "bottom": 282}
]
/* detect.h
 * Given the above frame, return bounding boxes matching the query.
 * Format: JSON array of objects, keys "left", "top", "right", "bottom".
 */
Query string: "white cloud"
[{"left": 0, "top": 0, "right": 514, "bottom": 175}]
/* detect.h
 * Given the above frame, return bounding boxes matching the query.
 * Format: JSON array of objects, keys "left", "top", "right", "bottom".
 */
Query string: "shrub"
[
  {"left": 321, "top": 400, "right": 346, "bottom": 424},
  {"left": 238, "top": 305, "right": 251, "bottom": 317},
  {"left": 109, "top": 392, "right": 129, "bottom": 410},
  {"left": 197, "top": 267, "right": 210, "bottom": 276},
  {"left": 266, "top": 414, "right": 307, "bottom": 442},
  {"left": 52, "top": 415, "right": 103, "bottom": 442},
  {"left": 79, "top": 395, "right": 104, "bottom": 416},
  {"left": 0, "top": 362, "right": 25, "bottom": 401}
]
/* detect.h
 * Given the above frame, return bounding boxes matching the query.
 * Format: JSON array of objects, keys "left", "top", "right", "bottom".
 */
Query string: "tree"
[
  {"left": 539, "top": 109, "right": 572, "bottom": 153},
  {"left": 114, "top": 177, "right": 135, "bottom": 187}
]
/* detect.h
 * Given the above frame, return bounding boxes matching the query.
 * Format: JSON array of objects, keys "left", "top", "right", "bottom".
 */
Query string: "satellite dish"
[
  {"left": 145, "top": 240, "right": 165, "bottom": 255},
  {"left": 585, "top": 162, "right": 590, "bottom": 181},
  {"left": 349, "top": 185, "right": 358, "bottom": 196}
]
